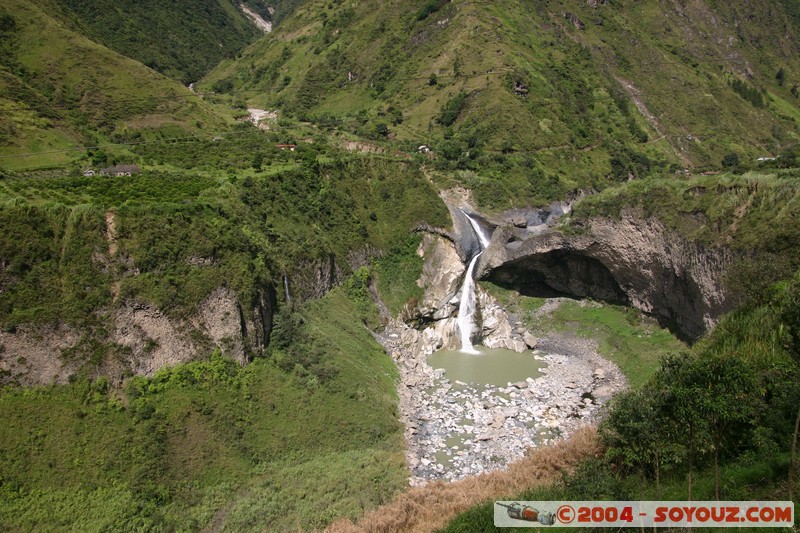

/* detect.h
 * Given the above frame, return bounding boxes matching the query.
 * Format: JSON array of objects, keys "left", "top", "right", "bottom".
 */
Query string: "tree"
[
  {"left": 438, "top": 92, "right": 467, "bottom": 126},
  {"left": 602, "top": 388, "right": 680, "bottom": 496},
  {"left": 656, "top": 353, "right": 760, "bottom": 499},
  {"left": 776, "top": 67, "right": 786, "bottom": 87},
  {"left": 653, "top": 354, "right": 710, "bottom": 500},
  {"left": 776, "top": 273, "right": 800, "bottom": 500},
  {"left": 721, "top": 152, "right": 740, "bottom": 168},
  {"left": 374, "top": 122, "right": 389, "bottom": 137},
  {"left": 689, "top": 356, "right": 760, "bottom": 499},
  {"left": 428, "top": 73, "right": 438, "bottom": 86},
  {"left": 251, "top": 153, "right": 264, "bottom": 170}
]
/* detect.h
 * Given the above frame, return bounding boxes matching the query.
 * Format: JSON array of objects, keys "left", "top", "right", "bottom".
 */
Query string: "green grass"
[
  {"left": 539, "top": 300, "right": 686, "bottom": 388},
  {"left": 46, "top": 0, "right": 267, "bottom": 84},
  {"left": 0, "top": 0, "right": 229, "bottom": 172},
  {"left": 438, "top": 455, "right": 796, "bottom": 533},
  {"left": 0, "top": 152, "right": 447, "bottom": 327},
  {"left": 480, "top": 282, "right": 685, "bottom": 388},
  {"left": 443, "top": 275, "right": 800, "bottom": 533},
  {"left": 1, "top": 171, "right": 220, "bottom": 206},
  {"left": 373, "top": 234, "right": 426, "bottom": 317},
  {"left": 0, "top": 287, "right": 406, "bottom": 532},
  {"left": 570, "top": 171, "right": 800, "bottom": 307},
  {"left": 201, "top": 0, "right": 800, "bottom": 209}
]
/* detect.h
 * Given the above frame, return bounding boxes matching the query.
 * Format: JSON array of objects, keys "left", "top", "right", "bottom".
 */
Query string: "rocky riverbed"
[
  {"left": 378, "top": 191, "right": 627, "bottom": 485},
  {"left": 378, "top": 311, "right": 626, "bottom": 486}
]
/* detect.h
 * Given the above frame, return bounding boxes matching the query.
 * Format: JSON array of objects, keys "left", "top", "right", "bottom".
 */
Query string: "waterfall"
[
  {"left": 457, "top": 252, "right": 482, "bottom": 353},
  {"left": 465, "top": 212, "right": 491, "bottom": 250},
  {"left": 282, "top": 272, "right": 291, "bottom": 304},
  {"left": 457, "top": 212, "right": 492, "bottom": 353}
]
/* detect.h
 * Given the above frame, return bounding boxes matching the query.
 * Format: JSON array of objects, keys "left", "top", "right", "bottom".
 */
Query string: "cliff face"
[
  {"left": 482, "top": 213, "right": 735, "bottom": 341},
  {"left": 0, "top": 286, "right": 275, "bottom": 386}
]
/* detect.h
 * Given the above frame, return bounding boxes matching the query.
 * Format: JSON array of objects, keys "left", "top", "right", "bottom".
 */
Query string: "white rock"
[{"left": 523, "top": 331, "right": 538, "bottom": 348}]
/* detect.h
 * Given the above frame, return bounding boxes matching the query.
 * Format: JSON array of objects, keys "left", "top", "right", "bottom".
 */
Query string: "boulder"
[{"left": 523, "top": 331, "right": 538, "bottom": 349}]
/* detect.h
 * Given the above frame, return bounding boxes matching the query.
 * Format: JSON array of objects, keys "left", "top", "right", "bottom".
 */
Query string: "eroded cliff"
[{"left": 482, "top": 211, "right": 735, "bottom": 341}]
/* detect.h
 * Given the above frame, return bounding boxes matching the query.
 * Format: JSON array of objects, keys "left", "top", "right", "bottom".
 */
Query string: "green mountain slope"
[
  {"left": 1, "top": 1, "right": 800, "bottom": 531},
  {"left": 45, "top": 0, "right": 272, "bottom": 84},
  {"left": 0, "top": 0, "right": 229, "bottom": 171},
  {"left": 202, "top": 0, "right": 800, "bottom": 207}
]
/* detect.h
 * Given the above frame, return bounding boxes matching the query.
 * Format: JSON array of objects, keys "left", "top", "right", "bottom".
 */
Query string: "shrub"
[
  {"left": 722, "top": 152, "right": 740, "bottom": 168},
  {"left": 416, "top": 0, "right": 446, "bottom": 21},
  {"left": 437, "top": 92, "right": 467, "bottom": 127}
]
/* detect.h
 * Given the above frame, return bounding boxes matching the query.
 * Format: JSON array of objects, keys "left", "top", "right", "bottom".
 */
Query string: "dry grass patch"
[{"left": 325, "top": 426, "right": 600, "bottom": 533}]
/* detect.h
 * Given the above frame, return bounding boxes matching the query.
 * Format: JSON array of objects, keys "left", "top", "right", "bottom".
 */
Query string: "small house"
[
  {"left": 83, "top": 168, "right": 96, "bottom": 177},
  {"left": 100, "top": 164, "right": 142, "bottom": 177},
  {"left": 276, "top": 144, "right": 296, "bottom": 151}
]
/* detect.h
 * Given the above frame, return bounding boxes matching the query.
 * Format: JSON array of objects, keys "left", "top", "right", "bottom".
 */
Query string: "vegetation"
[
  {"left": 48, "top": 0, "right": 272, "bottom": 84},
  {"left": 440, "top": 272, "right": 800, "bottom": 531},
  {"left": 0, "top": 149, "right": 447, "bottom": 338},
  {"left": 571, "top": 170, "right": 800, "bottom": 306},
  {"left": 1, "top": 0, "right": 800, "bottom": 531},
  {"left": 0, "top": 288, "right": 406, "bottom": 531},
  {"left": 202, "top": 0, "right": 800, "bottom": 208},
  {"left": 480, "top": 284, "right": 685, "bottom": 388},
  {"left": 0, "top": 0, "right": 228, "bottom": 172}
]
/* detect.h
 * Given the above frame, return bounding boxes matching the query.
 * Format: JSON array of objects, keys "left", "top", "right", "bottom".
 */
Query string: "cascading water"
[
  {"left": 282, "top": 272, "right": 291, "bottom": 304},
  {"left": 465, "top": 211, "right": 491, "bottom": 250},
  {"left": 456, "top": 212, "right": 492, "bottom": 353}
]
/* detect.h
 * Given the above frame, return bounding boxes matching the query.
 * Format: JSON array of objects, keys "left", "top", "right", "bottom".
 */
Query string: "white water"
[
  {"left": 457, "top": 252, "right": 482, "bottom": 353},
  {"left": 283, "top": 272, "right": 291, "bottom": 304},
  {"left": 465, "top": 212, "right": 491, "bottom": 249},
  {"left": 457, "top": 212, "right": 492, "bottom": 353}
]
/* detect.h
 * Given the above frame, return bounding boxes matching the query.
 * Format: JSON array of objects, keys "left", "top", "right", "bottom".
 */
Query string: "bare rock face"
[
  {"left": 287, "top": 245, "right": 379, "bottom": 302},
  {"left": 0, "top": 286, "right": 275, "bottom": 385},
  {"left": 291, "top": 254, "right": 342, "bottom": 301},
  {"left": 407, "top": 189, "right": 536, "bottom": 354},
  {"left": 114, "top": 287, "right": 266, "bottom": 376},
  {"left": 478, "top": 287, "right": 527, "bottom": 352},
  {"left": 417, "top": 234, "right": 465, "bottom": 320},
  {"left": 115, "top": 303, "right": 200, "bottom": 376},
  {"left": 0, "top": 324, "right": 81, "bottom": 385},
  {"left": 483, "top": 212, "right": 734, "bottom": 341}
]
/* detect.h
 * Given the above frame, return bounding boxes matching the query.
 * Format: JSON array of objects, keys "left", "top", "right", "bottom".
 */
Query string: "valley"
[{"left": 1, "top": 0, "right": 800, "bottom": 531}]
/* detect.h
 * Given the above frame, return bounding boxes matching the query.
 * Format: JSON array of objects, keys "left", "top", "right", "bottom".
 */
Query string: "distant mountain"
[
  {"left": 0, "top": 0, "right": 229, "bottom": 170},
  {"left": 203, "top": 0, "right": 800, "bottom": 176},
  {"left": 45, "top": 0, "right": 276, "bottom": 84}
]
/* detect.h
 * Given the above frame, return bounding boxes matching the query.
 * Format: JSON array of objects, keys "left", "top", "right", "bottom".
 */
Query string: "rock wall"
[
  {"left": 413, "top": 232, "right": 531, "bottom": 353},
  {"left": 287, "top": 244, "right": 380, "bottom": 302},
  {"left": 0, "top": 324, "right": 82, "bottom": 385},
  {"left": 482, "top": 212, "right": 735, "bottom": 341},
  {"left": 0, "top": 285, "right": 275, "bottom": 385}
]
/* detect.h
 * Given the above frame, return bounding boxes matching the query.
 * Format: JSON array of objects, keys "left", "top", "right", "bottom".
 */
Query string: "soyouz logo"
[{"left": 493, "top": 501, "right": 795, "bottom": 528}]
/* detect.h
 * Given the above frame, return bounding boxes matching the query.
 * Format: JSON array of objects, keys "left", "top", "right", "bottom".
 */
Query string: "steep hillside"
[
  {"left": 0, "top": 140, "right": 450, "bottom": 529},
  {"left": 0, "top": 0, "right": 228, "bottom": 171},
  {"left": 0, "top": 153, "right": 447, "bottom": 384},
  {"left": 0, "top": 289, "right": 408, "bottom": 531},
  {"left": 203, "top": 0, "right": 800, "bottom": 207},
  {"left": 1, "top": 2, "right": 800, "bottom": 531},
  {"left": 44, "top": 0, "right": 273, "bottom": 84}
]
